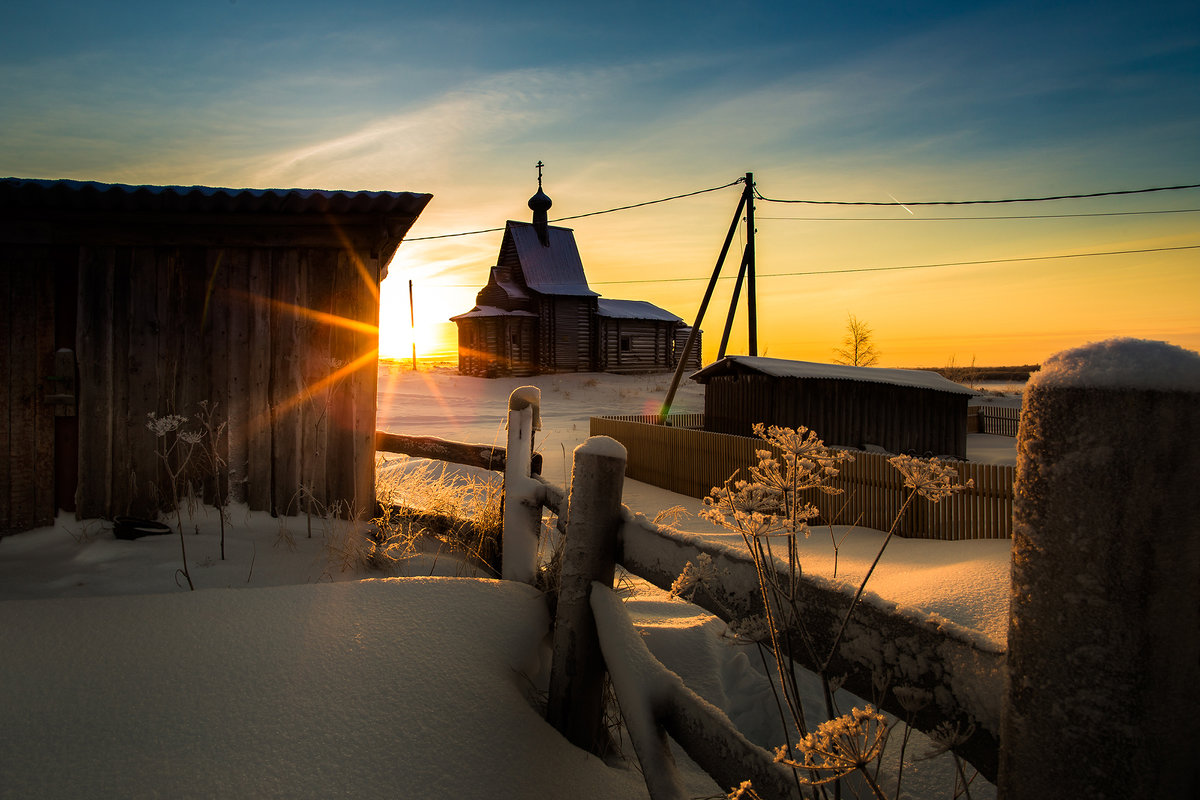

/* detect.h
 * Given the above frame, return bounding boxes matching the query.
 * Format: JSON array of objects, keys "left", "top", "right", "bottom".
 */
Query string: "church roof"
[{"left": 502, "top": 221, "right": 598, "bottom": 297}]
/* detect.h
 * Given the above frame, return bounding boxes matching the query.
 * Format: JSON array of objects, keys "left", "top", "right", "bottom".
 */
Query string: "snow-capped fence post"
[
  {"left": 999, "top": 339, "right": 1200, "bottom": 799},
  {"left": 546, "top": 436, "right": 627, "bottom": 754},
  {"left": 502, "top": 386, "right": 542, "bottom": 584}
]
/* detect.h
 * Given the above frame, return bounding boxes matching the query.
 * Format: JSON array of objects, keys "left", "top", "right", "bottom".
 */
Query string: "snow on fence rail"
[
  {"left": 376, "top": 396, "right": 1007, "bottom": 789},
  {"left": 591, "top": 414, "right": 1014, "bottom": 539}
]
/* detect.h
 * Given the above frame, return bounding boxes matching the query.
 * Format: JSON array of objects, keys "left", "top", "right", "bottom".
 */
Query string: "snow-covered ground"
[
  {"left": 0, "top": 363, "right": 1015, "bottom": 799},
  {"left": 378, "top": 362, "right": 1016, "bottom": 645}
]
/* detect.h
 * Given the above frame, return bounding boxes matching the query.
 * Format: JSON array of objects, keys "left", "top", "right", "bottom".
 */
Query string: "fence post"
[
  {"left": 546, "top": 435, "right": 627, "bottom": 753},
  {"left": 999, "top": 339, "right": 1200, "bottom": 798},
  {"left": 502, "top": 386, "right": 541, "bottom": 584}
]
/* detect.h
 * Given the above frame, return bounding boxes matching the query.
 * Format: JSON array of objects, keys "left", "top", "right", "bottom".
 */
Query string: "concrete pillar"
[{"left": 1000, "top": 339, "right": 1200, "bottom": 798}]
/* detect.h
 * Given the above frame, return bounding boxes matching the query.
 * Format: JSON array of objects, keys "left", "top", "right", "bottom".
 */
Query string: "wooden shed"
[
  {"left": 692, "top": 356, "right": 974, "bottom": 459},
  {"left": 1, "top": 178, "right": 430, "bottom": 534}
]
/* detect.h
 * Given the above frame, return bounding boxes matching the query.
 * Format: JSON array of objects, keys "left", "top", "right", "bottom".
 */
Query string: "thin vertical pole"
[
  {"left": 657, "top": 182, "right": 749, "bottom": 423},
  {"left": 408, "top": 279, "right": 417, "bottom": 370},
  {"left": 717, "top": 246, "right": 750, "bottom": 360},
  {"left": 745, "top": 172, "right": 757, "bottom": 357}
]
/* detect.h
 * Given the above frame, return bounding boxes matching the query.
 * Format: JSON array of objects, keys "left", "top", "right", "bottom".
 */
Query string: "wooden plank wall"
[
  {"left": 455, "top": 318, "right": 537, "bottom": 377},
  {"left": 70, "top": 244, "right": 379, "bottom": 523},
  {"left": 1, "top": 248, "right": 58, "bottom": 533},
  {"left": 591, "top": 415, "right": 1014, "bottom": 540},
  {"left": 597, "top": 319, "right": 674, "bottom": 374},
  {"left": 540, "top": 296, "right": 594, "bottom": 373},
  {"left": 704, "top": 375, "right": 969, "bottom": 459}
]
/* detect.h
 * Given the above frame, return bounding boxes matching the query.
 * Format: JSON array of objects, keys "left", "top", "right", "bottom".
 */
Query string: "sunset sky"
[{"left": 3, "top": 0, "right": 1198, "bottom": 366}]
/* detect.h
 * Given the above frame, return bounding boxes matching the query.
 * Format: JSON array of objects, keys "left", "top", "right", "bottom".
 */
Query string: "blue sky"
[{"left": 3, "top": 0, "right": 1198, "bottom": 364}]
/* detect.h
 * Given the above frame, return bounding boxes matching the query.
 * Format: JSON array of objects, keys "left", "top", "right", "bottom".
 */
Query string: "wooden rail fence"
[
  {"left": 591, "top": 414, "right": 1014, "bottom": 539},
  {"left": 380, "top": 391, "right": 1007, "bottom": 793},
  {"left": 969, "top": 404, "right": 1020, "bottom": 437}
]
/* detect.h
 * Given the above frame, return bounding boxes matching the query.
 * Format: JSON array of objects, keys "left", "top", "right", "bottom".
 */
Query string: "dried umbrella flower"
[
  {"left": 776, "top": 705, "right": 889, "bottom": 784},
  {"left": 887, "top": 454, "right": 974, "bottom": 502}
]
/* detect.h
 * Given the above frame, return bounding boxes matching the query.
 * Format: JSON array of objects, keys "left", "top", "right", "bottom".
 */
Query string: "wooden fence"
[
  {"left": 385, "top": 391, "right": 1005, "bottom": 793},
  {"left": 970, "top": 404, "right": 1020, "bottom": 437},
  {"left": 591, "top": 414, "right": 1014, "bottom": 540}
]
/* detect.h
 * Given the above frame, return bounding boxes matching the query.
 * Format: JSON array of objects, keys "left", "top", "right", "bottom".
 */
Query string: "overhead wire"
[
  {"left": 587, "top": 243, "right": 1200, "bottom": 286},
  {"left": 757, "top": 208, "right": 1200, "bottom": 222},
  {"left": 753, "top": 181, "right": 1200, "bottom": 206},
  {"left": 404, "top": 178, "right": 743, "bottom": 241},
  {"left": 399, "top": 175, "right": 1199, "bottom": 288}
]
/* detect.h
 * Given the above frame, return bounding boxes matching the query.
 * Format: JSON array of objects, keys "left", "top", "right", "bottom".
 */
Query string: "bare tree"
[{"left": 833, "top": 314, "right": 880, "bottom": 366}]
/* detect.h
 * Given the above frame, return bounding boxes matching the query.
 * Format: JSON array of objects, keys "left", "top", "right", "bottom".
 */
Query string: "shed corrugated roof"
[
  {"left": 0, "top": 178, "right": 432, "bottom": 216},
  {"left": 597, "top": 299, "right": 682, "bottom": 322},
  {"left": 505, "top": 221, "right": 598, "bottom": 297},
  {"left": 691, "top": 356, "right": 974, "bottom": 395}
]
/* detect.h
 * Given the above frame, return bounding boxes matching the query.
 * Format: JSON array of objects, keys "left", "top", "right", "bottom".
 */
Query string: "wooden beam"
[{"left": 374, "top": 431, "right": 541, "bottom": 475}]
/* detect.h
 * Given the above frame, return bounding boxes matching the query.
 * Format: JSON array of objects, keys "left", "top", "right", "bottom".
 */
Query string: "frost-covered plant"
[
  {"left": 776, "top": 706, "right": 890, "bottom": 798},
  {"left": 701, "top": 424, "right": 853, "bottom": 540},
  {"left": 370, "top": 455, "right": 504, "bottom": 577},
  {"left": 669, "top": 552, "right": 719, "bottom": 602},
  {"left": 695, "top": 423, "right": 974, "bottom": 799},
  {"left": 193, "top": 401, "right": 229, "bottom": 560},
  {"left": 921, "top": 720, "right": 981, "bottom": 798},
  {"left": 146, "top": 412, "right": 203, "bottom": 590},
  {"left": 700, "top": 424, "right": 854, "bottom": 742}
]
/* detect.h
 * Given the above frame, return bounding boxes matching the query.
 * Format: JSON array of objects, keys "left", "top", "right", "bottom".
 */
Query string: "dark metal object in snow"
[{"left": 112, "top": 516, "right": 172, "bottom": 540}]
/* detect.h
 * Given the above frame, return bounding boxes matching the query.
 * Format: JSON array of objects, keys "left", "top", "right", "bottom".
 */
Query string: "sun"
[{"left": 377, "top": 275, "right": 471, "bottom": 361}]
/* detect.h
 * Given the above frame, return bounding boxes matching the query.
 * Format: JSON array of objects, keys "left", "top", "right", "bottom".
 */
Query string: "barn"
[
  {"left": 0, "top": 178, "right": 430, "bottom": 534},
  {"left": 452, "top": 182, "right": 698, "bottom": 376},
  {"left": 691, "top": 356, "right": 975, "bottom": 459}
]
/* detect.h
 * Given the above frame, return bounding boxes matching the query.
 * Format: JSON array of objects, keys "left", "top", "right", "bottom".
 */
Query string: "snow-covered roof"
[
  {"left": 504, "top": 221, "right": 598, "bottom": 297},
  {"left": 489, "top": 269, "right": 530, "bottom": 301},
  {"left": 449, "top": 305, "right": 537, "bottom": 321},
  {"left": 691, "top": 356, "right": 975, "bottom": 395},
  {"left": 597, "top": 299, "right": 683, "bottom": 322}
]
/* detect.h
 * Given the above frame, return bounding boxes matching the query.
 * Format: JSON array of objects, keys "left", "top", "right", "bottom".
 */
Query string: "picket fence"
[{"left": 591, "top": 414, "right": 1014, "bottom": 540}]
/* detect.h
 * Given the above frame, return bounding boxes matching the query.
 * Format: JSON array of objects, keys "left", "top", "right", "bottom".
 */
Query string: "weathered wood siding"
[
  {"left": 69, "top": 244, "right": 381, "bottom": 521},
  {"left": 456, "top": 317, "right": 537, "bottom": 377},
  {"left": 0, "top": 180, "right": 429, "bottom": 534},
  {"left": 539, "top": 296, "right": 595, "bottom": 373},
  {"left": 674, "top": 327, "right": 703, "bottom": 370},
  {"left": 703, "top": 374, "right": 968, "bottom": 459},
  {"left": 1, "top": 248, "right": 60, "bottom": 532},
  {"left": 597, "top": 319, "right": 675, "bottom": 373}
]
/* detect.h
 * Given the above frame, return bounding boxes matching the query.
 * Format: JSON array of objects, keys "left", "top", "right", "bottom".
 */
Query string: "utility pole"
[
  {"left": 745, "top": 172, "right": 757, "bottom": 356},
  {"left": 409, "top": 279, "right": 417, "bottom": 370},
  {"left": 658, "top": 174, "right": 753, "bottom": 423}
]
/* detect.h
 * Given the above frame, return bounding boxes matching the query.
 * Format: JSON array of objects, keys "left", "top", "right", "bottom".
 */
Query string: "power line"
[
  {"left": 588, "top": 243, "right": 1200, "bottom": 286},
  {"left": 758, "top": 208, "right": 1200, "bottom": 222},
  {"left": 403, "top": 179, "right": 743, "bottom": 241},
  {"left": 754, "top": 182, "right": 1200, "bottom": 207}
]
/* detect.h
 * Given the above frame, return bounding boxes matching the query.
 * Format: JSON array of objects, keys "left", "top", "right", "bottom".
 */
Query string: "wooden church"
[{"left": 451, "top": 179, "right": 700, "bottom": 377}]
